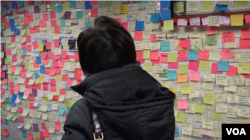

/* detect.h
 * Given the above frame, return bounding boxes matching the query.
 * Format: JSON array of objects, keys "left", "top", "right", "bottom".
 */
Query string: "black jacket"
[{"left": 62, "top": 64, "right": 176, "bottom": 140}]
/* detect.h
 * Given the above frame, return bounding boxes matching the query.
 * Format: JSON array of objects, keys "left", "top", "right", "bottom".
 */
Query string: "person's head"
[{"left": 77, "top": 16, "right": 136, "bottom": 74}]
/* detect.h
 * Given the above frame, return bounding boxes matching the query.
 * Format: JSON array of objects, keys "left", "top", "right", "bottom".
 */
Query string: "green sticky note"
[
  {"left": 105, "top": 1, "right": 113, "bottom": 7},
  {"left": 56, "top": 19, "right": 60, "bottom": 26},
  {"left": 6, "top": 44, "right": 11, "bottom": 48},
  {"left": 199, "top": 60, "right": 210, "bottom": 71},
  {"left": 34, "top": 133, "right": 40, "bottom": 140},
  {"left": 143, "top": 50, "right": 150, "bottom": 59},
  {"left": 1, "top": 23, "right": 5, "bottom": 30},
  {"left": 12, "top": 115, "right": 19, "bottom": 121},
  {"left": 238, "top": 63, "right": 250, "bottom": 74},
  {"left": 143, "top": 62, "right": 152, "bottom": 72},
  {"left": 2, "top": 111, "right": 7, "bottom": 117},
  {"left": 17, "top": 50, "right": 22, "bottom": 57},
  {"left": 206, "top": 35, "right": 217, "bottom": 45},
  {"left": 178, "top": 64, "right": 188, "bottom": 74},
  {"left": 50, "top": 4, "right": 55, "bottom": 11},
  {"left": 159, "top": 69, "right": 168, "bottom": 78},
  {"left": 65, "top": 100, "right": 72, "bottom": 107},
  {"left": 211, "top": 110, "right": 223, "bottom": 120},
  {"left": 194, "top": 103, "right": 205, "bottom": 114},
  {"left": 9, "top": 74, "right": 14, "bottom": 81},
  {"left": 44, "top": 96, "right": 50, "bottom": 103},
  {"left": 202, "top": 1, "right": 213, "bottom": 11},
  {"left": 4, "top": 58, "right": 9, "bottom": 64},
  {"left": 72, "top": 99, "right": 78, "bottom": 105},
  {"left": 235, "top": 1, "right": 248, "bottom": 8},
  {"left": 174, "top": 98, "right": 177, "bottom": 107},
  {"left": 2, "top": 104, "right": 7, "bottom": 110},
  {"left": 203, "top": 93, "right": 215, "bottom": 105},
  {"left": 175, "top": 112, "right": 185, "bottom": 122},
  {"left": 55, "top": 74, "right": 62, "bottom": 82},
  {"left": 63, "top": 2, "right": 70, "bottom": 10},
  {"left": 25, "top": 62, "right": 30, "bottom": 69},
  {"left": 25, "top": 28, "right": 30, "bottom": 36},
  {"left": 23, "top": 101, "right": 29, "bottom": 108},
  {"left": 180, "top": 84, "right": 191, "bottom": 94},
  {"left": 168, "top": 53, "right": 177, "bottom": 62}
]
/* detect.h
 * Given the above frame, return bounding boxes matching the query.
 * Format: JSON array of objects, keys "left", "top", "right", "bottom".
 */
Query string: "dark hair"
[{"left": 77, "top": 16, "right": 136, "bottom": 74}]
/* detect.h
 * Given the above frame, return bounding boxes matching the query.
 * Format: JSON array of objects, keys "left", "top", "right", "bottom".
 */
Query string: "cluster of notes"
[{"left": 1, "top": 1, "right": 250, "bottom": 140}]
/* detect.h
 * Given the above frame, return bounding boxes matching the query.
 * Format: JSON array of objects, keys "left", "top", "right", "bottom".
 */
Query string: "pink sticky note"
[
  {"left": 50, "top": 79, "right": 56, "bottom": 86},
  {"left": 54, "top": 40, "right": 60, "bottom": 47},
  {"left": 150, "top": 51, "right": 159, "bottom": 60},
  {"left": 32, "top": 41, "right": 39, "bottom": 49},
  {"left": 219, "top": 48, "right": 233, "bottom": 60},
  {"left": 12, "top": 55, "right": 17, "bottom": 62},
  {"left": 38, "top": 91, "right": 45, "bottom": 97},
  {"left": 121, "top": 22, "right": 128, "bottom": 30},
  {"left": 159, "top": 53, "right": 168, "bottom": 63},
  {"left": 177, "top": 99, "right": 188, "bottom": 110},
  {"left": 43, "top": 13, "right": 49, "bottom": 21},
  {"left": 226, "top": 65, "right": 238, "bottom": 77},
  {"left": 168, "top": 62, "right": 178, "bottom": 69},
  {"left": 211, "top": 63, "right": 223, "bottom": 74},
  {"left": 138, "top": 60, "right": 145, "bottom": 64},
  {"left": 151, "top": 60, "right": 159, "bottom": 66},
  {"left": 179, "top": 40, "right": 191, "bottom": 48},
  {"left": 243, "top": 74, "right": 250, "bottom": 79},
  {"left": 245, "top": 14, "right": 250, "bottom": 23},
  {"left": 136, "top": 51, "right": 143, "bottom": 61},
  {"left": 10, "top": 65, "right": 16, "bottom": 72},
  {"left": 188, "top": 61, "right": 199, "bottom": 71},
  {"left": 189, "top": 71, "right": 200, "bottom": 81},
  {"left": 206, "top": 27, "right": 218, "bottom": 35},
  {"left": 24, "top": 88, "right": 31, "bottom": 95},
  {"left": 55, "top": 68, "right": 61, "bottom": 74},
  {"left": 91, "top": 8, "right": 98, "bottom": 17}
]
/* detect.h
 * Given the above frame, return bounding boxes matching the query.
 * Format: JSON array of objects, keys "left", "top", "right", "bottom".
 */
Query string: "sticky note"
[
  {"left": 63, "top": 2, "right": 70, "bottom": 10},
  {"left": 217, "top": 61, "right": 229, "bottom": 72},
  {"left": 175, "top": 112, "right": 185, "bottom": 122},
  {"left": 91, "top": 8, "right": 98, "bottom": 17},
  {"left": 160, "top": 41, "right": 170, "bottom": 52},
  {"left": 85, "top": 1, "right": 92, "bottom": 9},
  {"left": 231, "top": 14, "right": 243, "bottom": 26},
  {"left": 143, "top": 50, "right": 150, "bottom": 59},
  {"left": 222, "top": 31, "right": 234, "bottom": 43},
  {"left": 135, "top": 21, "right": 144, "bottom": 31},
  {"left": 168, "top": 53, "right": 177, "bottom": 62},
  {"left": 178, "top": 64, "right": 188, "bottom": 74},
  {"left": 181, "top": 84, "right": 191, "bottom": 94},
  {"left": 160, "top": 1, "right": 171, "bottom": 8},
  {"left": 167, "top": 70, "right": 177, "bottom": 80},
  {"left": 173, "top": 2, "right": 184, "bottom": 13},
  {"left": 70, "top": 1, "right": 76, "bottom": 8},
  {"left": 211, "top": 63, "right": 223, "bottom": 74},
  {"left": 160, "top": 9, "right": 171, "bottom": 20},
  {"left": 175, "top": 127, "right": 180, "bottom": 137},
  {"left": 199, "top": 60, "right": 210, "bottom": 71},
  {"left": 58, "top": 107, "right": 65, "bottom": 115},
  {"left": 76, "top": 11, "right": 83, "bottom": 19},
  {"left": 235, "top": 1, "right": 248, "bottom": 8},
  {"left": 239, "top": 39, "right": 250, "bottom": 49},
  {"left": 189, "top": 71, "right": 200, "bottom": 81},
  {"left": 211, "top": 110, "right": 223, "bottom": 120},
  {"left": 241, "top": 28, "right": 250, "bottom": 39},
  {"left": 202, "top": 1, "right": 213, "bottom": 11},
  {"left": 119, "top": 5, "right": 128, "bottom": 14},
  {"left": 194, "top": 103, "right": 205, "bottom": 114},
  {"left": 143, "top": 62, "right": 152, "bottom": 72},
  {"left": 36, "top": 57, "right": 41, "bottom": 64},
  {"left": 177, "top": 99, "right": 188, "bottom": 110},
  {"left": 105, "top": 1, "right": 112, "bottom": 7},
  {"left": 238, "top": 63, "right": 250, "bottom": 74},
  {"left": 206, "top": 35, "right": 217, "bottom": 45},
  {"left": 163, "top": 20, "right": 173, "bottom": 31},
  {"left": 216, "top": 4, "right": 228, "bottom": 11},
  {"left": 150, "top": 13, "right": 160, "bottom": 22},
  {"left": 219, "top": 48, "right": 233, "bottom": 60},
  {"left": 57, "top": 5, "right": 63, "bottom": 13},
  {"left": 22, "top": 130, "right": 27, "bottom": 138},
  {"left": 198, "top": 50, "right": 209, "bottom": 60},
  {"left": 85, "top": 22, "right": 92, "bottom": 29},
  {"left": 188, "top": 50, "right": 198, "bottom": 61},
  {"left": 206, "top": 27, "right": 218, "bottom": 35},
  {"left": 203, "top": 93, "right": 215, "bottom": 105}
]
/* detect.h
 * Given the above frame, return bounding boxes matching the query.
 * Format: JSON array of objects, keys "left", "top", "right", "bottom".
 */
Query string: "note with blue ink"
[
  {"left": 160, "top": 41, "right": 170, "bottom": 52},
  {"left": 60, "top": 19, "right": 66, "bottom": 27},
  {"left": 40, "top": 65, "right": 45, "bottom": 73},
  {"left": 167, "top": 70, "right": 177, "bottom": 80},
  {"left": 161, "top": 9, "right": 171, "bottom": 20},
  {"left": 85, "top": 1, "right": 92, "bottom": 10},
  {"left": 57, "top": 5, "right": 63, "bottom": 13},
  {"left": 188, "top": 50, "right": 198, "bottom": 61},
  {"left": 58, "top": 107, "right": 65, "bottom": 115},
  {"left": 70, "top": 1, "right": 76, "bottom": 9},
  {"left": 160, "top": 1, "right": 171, "bottom": 8},
  {"left": 217, "top": 61, "right": 229, "bottom": 72},
  {"left": 76, "top": 11, "right": 83, "bottom": 19},
  {"left": 135, "top": 21, "right": 144, "bottom": 31},
  {"left": 150, "top": 13, "right": 160, "bottom": 22},
  {"left": 216, "top": 4, "right": 228, "bottom": 11},
  {"left": 36, "top": 57, "right": 41, "bottom": 64}
]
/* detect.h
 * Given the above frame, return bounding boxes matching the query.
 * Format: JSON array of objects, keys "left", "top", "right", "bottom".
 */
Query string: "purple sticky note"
[
  {"left": 33, "top": 124, "right": 38, "bottom": 131},
  {"left": 65, "top": 11, "right": 71, "bottom": 19},
  {"left": 31, "top": 89, "right": 37, "bottom": 96},
  {"left": 34, "top": 6, "right": 40, "bottom": 13}
]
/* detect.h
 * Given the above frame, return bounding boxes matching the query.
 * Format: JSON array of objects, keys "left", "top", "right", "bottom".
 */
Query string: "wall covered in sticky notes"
[{"left": 1, "top": 1, "right": 250, "bottom": 140}]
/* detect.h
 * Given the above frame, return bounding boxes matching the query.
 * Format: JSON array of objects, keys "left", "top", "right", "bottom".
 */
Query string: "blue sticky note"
[
  {"left": 160, "top": 1, "right": 171, "bottom": 8},
  {"left": 65, "top": 83, "right": 72, "bottom": 91},
  {"left": 150, "top": 13, "right": 160, "bottom": 22},
  {"left": 217, "top": 61, "right": 229, "bottom": 72},
  {"left": 174, "top": 127, "right": 180, "bottom": 137},
  {"left": 10, "top": 94, "right": 17, "bottom": 106},
  {"left": 188, "top": 50, "right": 198, "bottom": 61},
  {"left": 85, "top": 22, "right": 92, "bottom": 29},
  {"left": 5, "top": 98, "right": 10, "bottom": 104},
  {"left": 3, "top": 3, "right": 9, "bottom": 10},
  {"left": 60, "top": 19, "right": 66, "bottom": 27},
  {"left": 19, "top": 93, "right": 24, "bottom": 99},
  {"left": 22, "top": 49, "right": 27, "bottom": 56},
  {"left": 14, "top": 28, "right": 20, "bottom": 35},
  {"left": 76, "top": 11, "right": 83, "bottom": 19},
  {"left": 40, "top": 65, "right": 45, "bottom": 73},
  {"left": 216, "top": 4, "right": 228, "bottom": 11},
  {"left": 160, "top": 41, "right": 170, "bottom": 52},
  {"left": 9, "top": 19, "right": 15, "bottom": 26},
  {"left": 140, "top": 1, "right": 149, "bottom": 3},
  {"left": 47, "top": 104, "right": 52, "bottom": 112},
  {"left": 70, "top": 1, "right": 76, "bottom": 8},
  {"left": 58, "top": 107, "right": 65, "bottom": 115},
  {"left": 161, "top": 9, "right": 171, "bottom": 21},
  {"left": 167, "top": 70, "right": 177, "bottom": 80},
  {"left": 33, "top": 71, "right": 40, "bottom": 80},
  {"left": 85, "top": 1, "right": 92, "bottom": 10},
  {"left": 66, "top": 107, "right": 71, "bottom": 114},
  {"left": 135, "top": 21, "right": 144, "bottom": 31},
  {"left": 11, "top": 26, "right": 16, "bottom": 32},
  {"left": 57, "top": 5, "right": 63, "bottom": 13},
  {"left": 18, "top": 1, "right": 24, "bottom": 8},
  {"left": 4, "top": 118, "right": 8, "bottom": 125},
  {"left": 36, "top": 57, "right": 41, "bottom": 64},
  {"left": 12, "top": 1, "right": 17, "bottom": 9},
  {"left": 22, "top": 130, "right": 27, "bottom": 138}
]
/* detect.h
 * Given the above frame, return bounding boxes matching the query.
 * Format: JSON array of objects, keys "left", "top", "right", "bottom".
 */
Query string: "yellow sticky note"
[
  {"left": 65, "top": 100, "right": 72, "bottom": 107},
  {"left": 55, "top": 74, "right": 62, "bottom": 82},
  {"left": 176, "top": 112, "right": 186, "bottom": 122},
  {"left": 211, "top": 110, "right": 223, "bottom": 120},
  {"left": 44, "top": 96, "right": 50, "bottom": 103},
  {"left": 72, "top": 99, "right": 78, "bottom": 105},
  {"left": 119, "top": 5, "right": 128, "bottom": 14},
  {"left": 202, "top": 1, "right": 213, "bottom": 11},
  {"left": 235, "top": 1, "right": 248, "bottom": 8},
  {"left": 56, "top": 19, "right": 60, "bottom": 26},
  {"left": 17, "top": 50, "right": 22, "bottom": 57},
  {"left": 23, "top": 101, "right": 29, "bottom": 108},
  {"left": 169, "top": 88, "right": 175, "bottom": 94},
  {"left": 30, "top": 56, "right": 36, "bottom": 59},
  {"left": 194, "top": 103, "right": 205, "bottom": 114},
  {"left": 203, "top": 93, "right": 215, "bottom": 105},
  {"left": 238, "top": 63, "right": 250, "bottom": 74},
  {"left": 181, "top": 84, "right": 191, "bottom": 94},
  {"left": 199, "top": 60, "right": 210, "bottom": 71},
  {"left": 231, "top": 14, "right": 243, "bottom": 26},
  {"left": 168, "top": 53, "right": 177, "bottom": 62},
  {"left": 39, "top": 76, "right": 45, "bottom": 83},
  {"left": 37, "top": 44, "right": 44, "bottom": 52},
  {"left": 143, "top": 62, "right": 152, "bottom": 72},
  {"left": 63, "top": 2, "right": 70, "bottom": 10},
  {"left": 163, "top": 20, "right": 174, "bottom": 31},
  {"left": 34, "top": 133, "right": 40, "bottom": 140},
  {"left": 178, "top": 64, "right": 188, "bottom": 74},
  {"left": 143, "top": 50, "right": 150, "bottom": 59},
  {"left": 173, "top": 2, "right": 184, "bottom": 13},
  {"left": 25, "top": 28, "right": 30, "bottom": 36}
]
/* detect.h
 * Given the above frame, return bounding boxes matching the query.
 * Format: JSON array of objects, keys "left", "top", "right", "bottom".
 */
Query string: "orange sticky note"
[
  {"left": 177, "top": 73, "right": 187, "bottom": 83},
  {"left": 189, "top": 71, "right": 200, "bottom": 81},
  {"left": 150, "top": 51, "right": 159, "bottom": 60},
  {"left": 198, "top": 50, "right": 209, "bottom": 60},
  {"left": 222, "top": 31, "right": 235, "bottom": 43},
  {"left": 177, "top": 41, "right": 188, "bottom": 50},
  {"left": 159, "top": 53, "right": 168, "bottom": 63}
]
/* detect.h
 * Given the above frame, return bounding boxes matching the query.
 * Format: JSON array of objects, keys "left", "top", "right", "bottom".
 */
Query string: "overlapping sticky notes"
[
  {"left": 177, "top": 73, "right": 187, "bottom": 83},
  {"left": 203, "top": 93, "right": 215, "bottom": 105},
  {"left": 202, "top": 1, "right": 213, "bottom": 11},
  {"left": 168, "top": 53, "right": 177, "bottom": 62},
  {"left": 199, "top": 60, "right": 210, "bottom": 71},
  {"left": 238, "top": 63, "right": 250, "bottom": 74},
  {"left": 177, "top": 99, "right": 188, "bottom": 110},
  {"left": 175, "top": 112, "right": 185, "bottom": 122},
  {"left": 167, "top": 70, "right": 177, "bottom": 80},
  {"left": 194, "top": 103, "right": 205, "bottom": 114},
  {"left": 163, "top": 20, "right": 173, "bottom": 30},
  {"left": 219, "top": 48, "right": 233, "bottom": 60},
  {"left": 181, "top": 84, "right": 191, "bottom": 94},
  {"left": 206, "top": 34, "right": 217, "bottom": 45},
  {"left": 211, "top": 110, "right": 223, "bottom": 120},
  {"left": 222, "top": 31, "right": 235, "bottom": 43},
  {"left": 179, "top": 39, "right": 190, "bottom": 48},
  {"left": 226, "top": 65, "right": 238, "bottom": 77},
  {"left": 217, "top": 61, "right": 229, "bottom": 72},
  {"left": 211, "top": 63, "right": 223, "bottom": 74},
  {"left": 178, "top": 64, "right": 188, "bottom": 74},
  {"left": 230, "top": 14, "right": 243, "bottom": 26},
  {"left": 161, "top": 9, "right": 171, "bottom": 20},
  {"left": 189, "top": 71, "right": 200, "bottom": 81},
  {"left": 188, "top": 50, "right": 198, "bottom": 61},
  {"left": 143, "top": 62, "right": 152, "bottom": 72}
]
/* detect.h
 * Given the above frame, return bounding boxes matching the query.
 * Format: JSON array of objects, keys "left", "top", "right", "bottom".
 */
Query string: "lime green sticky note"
[
  {"left": 174, "top": 98, "right": 177, "bottom": 107},
  {"left": 17, "top": 50, "right": 22, "bottom": 57},
  {"left": 65, "top": 100, "right": 72, "bottom": 107},
  {"left": 34, "top": 133, "right": 40, "bottom": 140},
  {"left": 143, "top": 50, "right": 150, "bottom": 59},
  {"left": 194, "top": 103, "right": 205, "bottom": 114},
  {"left": 180, "top": 84, "right": 191, "bottom": 94},
  {"left": 202, "top": 1, "right": 213, "bottom": 11},
  {"left": 163, "top": 20, "right": 174, "bottom": 31},
  {"left": 206, "top": 35, "right": 217, "bottom": 45},
  {"left": 178, "top": 64, "right": 188, "bottom": 74},
  {"left": 23, "top": 101, "right": 29, "bottom": 108},
  {"left": 203, "top": 93, "right": 215, "bottom": 105},
  {"left": 63, "top": 2, "right": 70, "bottom": 10},
  {"left": 72, "top": 99, "right": 78, "bottom": 105},
  {"left": 175, "top": 112, "right": 186, "bottom": 122},
  {"left": 25, "top": 28, "right": 30, "bottom": 36},
  {"left": 2, "top": 104, "right": 7, "bottom": 110},
  {"left": 50, "top": 4, "right": 55, "bottom": 11},
  {"left": 159, "top": 69, "right": 168, "bottom": 78},
  {"left": 199, "top": 60, "right": 210, "bottom": 71},
  {"left": 143, "top": 62, "right": 152, "bottom": 72},
  {"left": 168, "top": 53, "right": 177, "bottom": 62},
  {"left": 235, "top": 1, "right": 247, "bottom": 8},
  {"left": 55, "top": 74, "right": 62, "bottom": 82},
  {"left": 1, "top": 23, "right": 5, "bottom": 30},
  {"left": 44, "top": 96, "right": 50, "bottom": 103},
  {"left": 9, "top": 74, "right": 14, "bottom": 81},
  {"left": 6, "top": 44, "right": 11, "bottom": 48},
  {"left": 105, "top": 1, "right": 113, "bottom": 7},
  {"left": 56, "top": 19, "right": 60, "bottom": 26},
  {"left": 12, "top": 115, "right": 19, "bottom": 121},
  {"left": 25, "top": 62, "right": 30, "bottom": 69},
  {"left": 211, "top": 110, "right": 223, "bottom": 120},
  {"left": 2, "top": 111, "right": 7, "bottom": 117},
  {"left": 238, "top": 63, "right": 250, "bottom": 74},
  {"left": 4, "top": 58, "right": 9, "bottom": 64}
]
